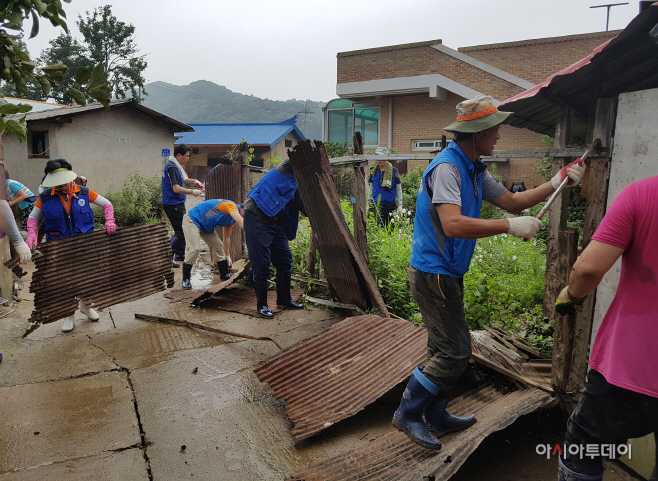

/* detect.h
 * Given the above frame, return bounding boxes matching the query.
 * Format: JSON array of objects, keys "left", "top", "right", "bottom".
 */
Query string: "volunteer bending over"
[{"left": 181, "top": 199, "right": 244, "bottom": 290}]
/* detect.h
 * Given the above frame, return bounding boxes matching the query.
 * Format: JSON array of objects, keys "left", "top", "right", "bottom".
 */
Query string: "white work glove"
[
  {"left": 227, "top": 255, "right": 232, "bottom": 268},
  {"left": 397, "top": 204, "right": 403, "bottom": 212},
  {"left": 191, "top": 189, "right": 202, "bottom": 197},
  {"left": 550, "top": 158, "right": 586, "bottom": 190},
  {"left": 507, "top": 217, "right": 542, "bottom": 240},
  {"left": 14, "top": 241, "right": 32, "bottom": 264}
]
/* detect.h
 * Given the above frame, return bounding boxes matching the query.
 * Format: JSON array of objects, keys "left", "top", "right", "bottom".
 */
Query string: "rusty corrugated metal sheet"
[
  {"left": 26, "top": 223, "right": 174, "bottom": 334},
  {"left": 194, "top": 288, "right": 304, "bottom": 316},
  {"left": 254, "top": 315, "right": 426, "bottom": 440},
  {"left": 288, "top": 140, "right": 388, "bottom": 315},
  {"left": 205, "top": 162, "right": 243, "bottom": 261},
  {"left": 287, "top": 386, "right": 553, "bottom": 481}
]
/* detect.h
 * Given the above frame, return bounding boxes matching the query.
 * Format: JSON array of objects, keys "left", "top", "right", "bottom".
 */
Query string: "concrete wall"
[
  {"left": 1, "top": 108, "right": 176, "bottom": 196},
  {"left": 263, "top": 133, "right": 300, "bottom": 162},
  {"left": 590, "top": 88, "right": 658, "bottom": 480}
]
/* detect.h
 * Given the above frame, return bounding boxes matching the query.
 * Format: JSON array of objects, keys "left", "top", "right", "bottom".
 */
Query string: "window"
[
  {"left": 326, "top": 99, "right": 379, "bottom": 148},
  {"left": 285, "top": 139, "right": 292, "bottom": 148},
  {"left": 30, "top": 131, "right": 49, "bottom": 158},
  {"left": 192, "top": 148, "right": 199, "bottom": 154},
  {"left": 412, "top": 139, "right": 444, "bottom": 151}
]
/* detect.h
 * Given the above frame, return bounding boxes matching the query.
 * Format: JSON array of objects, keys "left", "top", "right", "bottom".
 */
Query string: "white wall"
[{"left": 2, "top": 107, "right": 176, "bottom": 196}]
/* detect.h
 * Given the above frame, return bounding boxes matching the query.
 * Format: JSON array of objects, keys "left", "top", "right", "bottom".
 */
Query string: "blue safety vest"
[
  {"left": 188, "top": 199, "right": 239, "bottom": 234},
  {"left": 161, "top": 161, "right": 186, "bottom": 206},
  {"left": 369, "top": 166, "right": 399, "bottom": 204},
  {"left": 40, "top": 187, "right": 95, "bottom": 242},
  {"left": 409, "top": 141, "right": 486, "bottom": 277},
  {"left": 248, "top": 168, "right": 300, "bottom": 240}
]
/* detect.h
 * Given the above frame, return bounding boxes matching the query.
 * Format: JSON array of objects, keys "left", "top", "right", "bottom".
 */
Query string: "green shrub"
[
  {"left": 95, "top": 173, "right": 164, "bottom": 227},
  {"left": 400, "top": 165, "right": 424, "bottom": 217},
  {"left": 324, "top": 142, "right": 350, "bottom": 159}
]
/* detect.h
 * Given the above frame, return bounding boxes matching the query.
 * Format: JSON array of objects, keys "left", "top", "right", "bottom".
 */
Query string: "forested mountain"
[{"left": 142, "top": 80, "right": 326, "bottom": 140}]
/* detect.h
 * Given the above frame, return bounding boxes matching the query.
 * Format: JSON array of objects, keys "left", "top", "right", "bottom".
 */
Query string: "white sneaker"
[
  {"left": 62, "top": 316, "right": 75, "bottom": 332},
  {"left": 79, "top": 301, "right": 100, "bottom": 321}
]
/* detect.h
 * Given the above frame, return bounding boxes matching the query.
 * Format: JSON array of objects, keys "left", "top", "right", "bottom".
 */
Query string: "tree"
[
  {"left": 38, "top": 34, "right": 94, "bottom": 104},
  {"left": 0, "top": 41, "right": 47, "bottom": 102},
  {"left": 77, "top": 5, "right": 147, "bottom": 101},
  {"left": 0, "top": 0, "right": 110, "bottom": 141}
]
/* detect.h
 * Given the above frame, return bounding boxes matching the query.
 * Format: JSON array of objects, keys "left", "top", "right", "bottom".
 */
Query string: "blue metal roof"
[{"left": 175, "top": 115, "right": 306, "bottom": 148}]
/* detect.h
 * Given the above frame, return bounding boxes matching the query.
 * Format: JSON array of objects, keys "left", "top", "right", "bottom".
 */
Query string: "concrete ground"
[{"left": 0, "top": 260, "right": 646, "bottom": 480}]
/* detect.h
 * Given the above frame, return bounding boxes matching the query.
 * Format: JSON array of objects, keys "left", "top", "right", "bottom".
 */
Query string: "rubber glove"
[
  {"left": 14, "top": 241, "right": 31, "bottom": 264},
  {"left": 507, "top": 217, "right": 542, "bottom": 240},
  {"left": 26, "top": 217, "right": 38, "bottom": 249},
  {"left": 191, "top": 189, "right": 202, "bottom": 197},
  {"left": 555, "top": 286, "right": 585, "bottom": 316},
  {"left": 551, "top": 158, "right": 586, "bottom": 190},
  {"left": 103, "top": 203, "right": 117, "bottom": 235},
  {"left": 193, "top": 180, "right": 204, "bottom": 189}
]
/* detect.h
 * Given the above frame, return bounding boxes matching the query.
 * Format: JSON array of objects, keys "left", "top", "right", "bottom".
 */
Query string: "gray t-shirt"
[
  {"left": 428, "top": 163, "right": 506, "bottom": 206},
  {"left": 423, "top": 162, "right": 506, "bottom": 258}
]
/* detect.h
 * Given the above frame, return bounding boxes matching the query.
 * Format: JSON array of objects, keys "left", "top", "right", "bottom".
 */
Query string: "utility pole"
[
  {"left": 298, "top": 101, "right": 314, "bottom": 138},
  {"left": 590, "top": 2, "right": 628, "bottom": 31}
]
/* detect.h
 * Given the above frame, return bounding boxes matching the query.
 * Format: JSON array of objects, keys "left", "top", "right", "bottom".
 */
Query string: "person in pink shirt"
[{"left": 554, "top": 175, "right": 658, "bottom": 481}]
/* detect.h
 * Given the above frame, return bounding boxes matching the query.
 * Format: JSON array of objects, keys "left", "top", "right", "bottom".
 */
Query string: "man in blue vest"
[
  {"left": 243, "top": 159, "right": 305, "bottom": 319},
  {"left": 369, "top": 159, "right": 402, "bottom": 226},
  {"left": 162, "top": 144, "right": 204, "bottom": 268},
  {"left": 393, "top": 95, "right": 586, "bottom": 450},
  {"left": 181, "top": 199, "right": 244, "bottom": 289}
]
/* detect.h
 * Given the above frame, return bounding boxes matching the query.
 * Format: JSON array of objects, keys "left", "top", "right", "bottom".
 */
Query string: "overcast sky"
[{"left": 23, "top": 0, "right": 641, "bottom": 103}]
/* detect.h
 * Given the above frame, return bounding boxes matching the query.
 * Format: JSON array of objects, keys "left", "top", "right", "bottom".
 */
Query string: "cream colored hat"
[
  {"left": 42, "top": 168, "right": 78, "bottom": 188},
  {"left": 444, "top": 95, "right": 512, "bottom": 133}
]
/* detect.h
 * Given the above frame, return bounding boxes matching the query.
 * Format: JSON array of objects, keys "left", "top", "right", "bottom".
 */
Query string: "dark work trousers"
[
  {"left": 408, "top": 265, "right": 472, "bottom": 392},
  {"left": 370, "top": 201, "right": 396, "bottom": 227},
  {"left": 163, "top": 203, "right": 186, "bottom": 259},
  {"left": 244, "top": 209, "right": 293, "bottom": 283},
  {"left": 564, "top": 369, "right": 658, "bottom": 478}
]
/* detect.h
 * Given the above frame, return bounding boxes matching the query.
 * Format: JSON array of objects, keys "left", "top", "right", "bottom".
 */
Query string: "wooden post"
[
  {"left": 239, "top": 142, "right": 251, "bottom": 255},
  {"left": 564, "top": 98, "right": 617, "bottom": 397},
  {"left": 544, "top": 109, "right": 574, "bottom": 318},
  {"left": 352, "top": 133, "right": 368, "bottom": 262},
  {"left": 548, "top": 109, "right": 581, "bottom": 397}
]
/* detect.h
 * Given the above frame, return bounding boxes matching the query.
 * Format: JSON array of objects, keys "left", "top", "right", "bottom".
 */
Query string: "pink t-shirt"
[{"left": 589, "top": 175, "right": 658, "bottom": 398}]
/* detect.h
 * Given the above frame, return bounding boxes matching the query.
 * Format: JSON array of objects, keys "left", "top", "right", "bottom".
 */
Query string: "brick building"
[{"left": 323, "top": 31, "right": 619, "bottom": 188}]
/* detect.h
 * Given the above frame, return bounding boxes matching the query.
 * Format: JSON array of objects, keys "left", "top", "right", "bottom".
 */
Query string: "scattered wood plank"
[{"left": 134, "top": 313, "right": 283, "bottom": 350}]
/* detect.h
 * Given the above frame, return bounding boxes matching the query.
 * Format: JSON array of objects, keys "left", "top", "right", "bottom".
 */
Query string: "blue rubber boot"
[
  {"left": 558, "top": 456, "right": 603, "bottom": 480},
  {"left": 392, "top": 367, "right": 443, "bottom": 450},
  {"left": 182, "top": 263, "right": 192, "bottom": 290},
  {"left": 425, "top": 390, "right": 476, "bottom": 435}
]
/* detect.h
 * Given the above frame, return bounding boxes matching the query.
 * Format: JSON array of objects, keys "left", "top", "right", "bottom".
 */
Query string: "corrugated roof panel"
[
  {"left": 13, "top": 98, "right": 193, "bottom": 132},
  {"left": 176, "top": 115, "right": 306, "bottom": 147},
  {"left": 27, "top": 223, "right": 175, "bottom": 335},
  {"left": 254, "top": 315, "right": 427, "bottom": 440},
  {"left": 287, "top": 386, "right": 553, "bottom": 481}
]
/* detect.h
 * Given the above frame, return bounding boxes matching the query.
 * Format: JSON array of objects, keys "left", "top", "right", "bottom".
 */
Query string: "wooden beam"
[
  {"left": 352, "top": 133, "right": 369, "bottom": 263},
  {"left": 544, "top": 109, "right": 574, "bottom": 319},
  {"left": 239, "top": 143, "right": 251, "bottom": 255}
]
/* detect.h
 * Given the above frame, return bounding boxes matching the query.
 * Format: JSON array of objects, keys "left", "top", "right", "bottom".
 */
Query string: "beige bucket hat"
[{"left": 444, "top": 95, "right": 512, "bottom": 133}]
